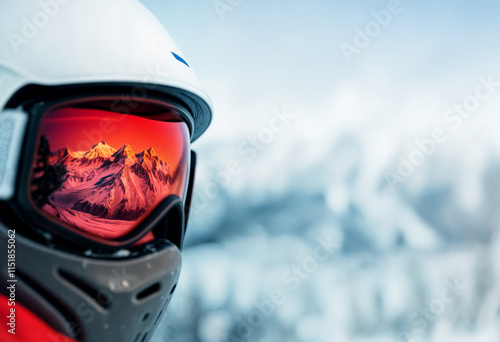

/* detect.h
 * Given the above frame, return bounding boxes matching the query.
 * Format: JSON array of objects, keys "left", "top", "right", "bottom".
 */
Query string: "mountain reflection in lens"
[{"left": 30, "top": 101, "right": 190, "bottom": 239}]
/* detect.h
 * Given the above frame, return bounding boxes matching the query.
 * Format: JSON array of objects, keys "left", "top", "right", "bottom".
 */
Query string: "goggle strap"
[
  {"left": 0, "top": 109, "right": 28, "bottom": 200},
  {"left": 184, "top": 150, "right": 197, "bottom": 232}
]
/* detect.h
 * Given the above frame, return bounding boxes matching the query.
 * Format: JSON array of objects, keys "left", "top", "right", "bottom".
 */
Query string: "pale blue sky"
[{"left": 141, "top": 0, "right": 500, "bottom": 138}]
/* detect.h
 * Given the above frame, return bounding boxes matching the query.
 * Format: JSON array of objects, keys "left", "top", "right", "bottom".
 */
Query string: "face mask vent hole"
[
  {"left": 58, "top": 269, "right": 111, "bottom": 308},
  {"left": 154, "top": 310, "right": 163, "bottom": 326},
  {"left": 136, "top": 282, "right": 161, "bottom": 300},
  {"left": 133, "top": 331, "right": 149, "bottom": 342},
  {"left": 15, "top": 269, "right": 82, "bottom": 340},
  {"left": 170, "top": 284, "right": 177, "bottom": 295},
  {"left": 142, "top": 313, "right": 150, "bottom": 322}
]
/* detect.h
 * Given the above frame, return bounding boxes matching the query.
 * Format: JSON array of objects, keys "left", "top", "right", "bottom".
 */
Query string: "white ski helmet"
[{"left": 0, "top": 0, "right": 212, "bottom": 141}]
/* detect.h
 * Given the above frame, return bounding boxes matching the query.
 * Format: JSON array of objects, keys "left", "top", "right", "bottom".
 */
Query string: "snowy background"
[{"left": 143, "top": 1, "right": 500, "bottom": 341}]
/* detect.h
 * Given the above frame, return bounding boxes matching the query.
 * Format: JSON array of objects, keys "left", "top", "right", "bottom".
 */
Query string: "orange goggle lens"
[{"left": 29, "top": 99, "right": 190, "bottom": 240}]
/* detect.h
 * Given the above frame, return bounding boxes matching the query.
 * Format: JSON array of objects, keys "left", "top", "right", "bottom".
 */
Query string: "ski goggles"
[{"left": 0, "top": 94, "right": 194, "bottom": 249}]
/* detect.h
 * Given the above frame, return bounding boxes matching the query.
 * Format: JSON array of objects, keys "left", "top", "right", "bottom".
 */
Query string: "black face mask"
[{"left": 0, "top": 189, "right": 194, "bottom": 342}]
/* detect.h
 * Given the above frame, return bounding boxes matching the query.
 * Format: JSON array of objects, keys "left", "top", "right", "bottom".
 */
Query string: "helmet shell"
[{"left": 0, "top": 0, "right": 212, "bottom": 141}]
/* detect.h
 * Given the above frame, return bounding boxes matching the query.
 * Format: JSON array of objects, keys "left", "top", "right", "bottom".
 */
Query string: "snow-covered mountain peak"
[
  {"left": 84, "top": 141, "right": 117, "bottom": 159},
  {"left": 112, "top": 144, "right": 138, "bottom": 164}
]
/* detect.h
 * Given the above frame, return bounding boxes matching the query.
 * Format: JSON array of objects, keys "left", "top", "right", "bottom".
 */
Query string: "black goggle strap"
[
  {"left": 0, "top": 109, "right": 28, "bottom": 201},
  {"left": 184, "top": 150, "right": 197, "bottom": 233}
]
